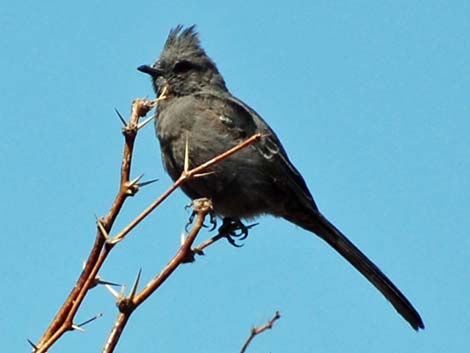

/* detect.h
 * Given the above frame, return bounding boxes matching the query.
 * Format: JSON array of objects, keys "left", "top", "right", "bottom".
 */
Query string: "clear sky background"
[{"left": 1, "top": 1, "right": 468, "bottom": 352}]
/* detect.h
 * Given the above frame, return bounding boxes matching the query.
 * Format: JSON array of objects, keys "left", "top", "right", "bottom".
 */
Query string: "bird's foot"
[
  {"left": 218, "top": 217, "right": 258, "bottom": 247},
  {"left": 185, "top": 199, "right": 217, "bottom": 233},
  {"left": 181, "top": 198, "right": 214, "bottom": 263}
]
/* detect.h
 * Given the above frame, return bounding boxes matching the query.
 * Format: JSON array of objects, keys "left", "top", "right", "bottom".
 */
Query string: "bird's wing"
[{"left": 195, "top": 90, "right": 319, "bottom": 212}]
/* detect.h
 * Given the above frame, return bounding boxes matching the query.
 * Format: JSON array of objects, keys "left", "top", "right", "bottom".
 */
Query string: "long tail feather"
[{"left": 284, "top": 210, "right": 424, "bottom": 330}]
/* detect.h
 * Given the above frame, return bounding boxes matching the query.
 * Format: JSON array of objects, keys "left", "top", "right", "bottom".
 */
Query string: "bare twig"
[
  {"left": 239, "top": 311, "right": 281, "bottom": 353},
  {"left": 33, "top": 95, "right": 261, "bottom": 353},
  {"left": 35, "top": 98, "right": 155, "bottom": 353},
  {"left": 102, "top": 198, "right": 213, "bottom": 353},
  {"left": 111, "top": 132, "right": 261, "bottom": 244},
  {"left": 190, "top": 231, "right": 226, "bottom": 256}
]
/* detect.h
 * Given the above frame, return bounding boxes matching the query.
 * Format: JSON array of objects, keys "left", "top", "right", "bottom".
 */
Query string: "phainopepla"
[{"left": 138, "top": 25, "right": 424, "bottom": 330}]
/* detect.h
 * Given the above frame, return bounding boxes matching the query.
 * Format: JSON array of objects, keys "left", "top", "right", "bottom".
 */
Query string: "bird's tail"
[{"left": 284, "top": 210, "right": 424, "bottom": 330}]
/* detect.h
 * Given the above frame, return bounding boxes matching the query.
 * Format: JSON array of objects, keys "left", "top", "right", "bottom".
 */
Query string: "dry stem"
[
  {"left": 32, "top": 97, "right": 261, "bottom": 353},
  {"left": 35, "top": 99, "right": 155, "bottom": 352},
  {"left": 239, "top": 311, "right": 281, "bottom": 353},
  {"left": 102, "top": 199, "right": 212, "bottom": 352}
]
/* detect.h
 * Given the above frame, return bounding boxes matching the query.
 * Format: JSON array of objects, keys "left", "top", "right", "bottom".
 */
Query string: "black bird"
[{"left": 138, "top": 25, "right": 424, "bottom": 330}]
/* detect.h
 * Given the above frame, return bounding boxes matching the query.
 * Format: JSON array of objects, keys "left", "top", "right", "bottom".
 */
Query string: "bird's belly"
[{"left": 180, "top": 157, "right": 286, "bottom": 219}]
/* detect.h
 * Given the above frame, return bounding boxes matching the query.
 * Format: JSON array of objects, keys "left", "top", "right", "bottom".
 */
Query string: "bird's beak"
[{"left": 137, "top": 65, "right": 163, "bottom": 77}]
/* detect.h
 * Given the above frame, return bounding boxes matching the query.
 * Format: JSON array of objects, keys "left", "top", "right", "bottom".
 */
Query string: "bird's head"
[{"left": 138, "top": 25, "right": 227, "bottom": 97}]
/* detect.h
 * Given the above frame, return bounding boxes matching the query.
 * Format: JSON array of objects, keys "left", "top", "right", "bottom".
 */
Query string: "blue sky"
[{"left": 1, "top": 1, "right": 469, "bottom": 352}]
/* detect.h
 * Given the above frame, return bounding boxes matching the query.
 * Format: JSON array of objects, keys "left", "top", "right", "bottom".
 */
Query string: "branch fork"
[{"left": 33, "top": 97, "right": 261, "bottom": 353}]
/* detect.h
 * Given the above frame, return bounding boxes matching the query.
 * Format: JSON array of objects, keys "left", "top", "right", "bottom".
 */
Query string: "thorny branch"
[
  {"left": 102, "top": 198, "right": 213, "bottom": 353},
  {"left": 34, "top": 98, "right": 156, "bottom": 353},
  {"left": 32, "top": 96, "right": 261, "bottom": 353}
]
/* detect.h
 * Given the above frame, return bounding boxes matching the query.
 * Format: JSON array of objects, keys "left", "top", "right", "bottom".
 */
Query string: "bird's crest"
[{"left": 162, "top": 25, "right": 205, "bottom": 59}]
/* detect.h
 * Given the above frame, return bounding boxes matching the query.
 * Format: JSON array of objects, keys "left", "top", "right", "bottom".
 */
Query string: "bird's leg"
[{"left": 218, "top": 217, "right": 258, "bottom": 247}]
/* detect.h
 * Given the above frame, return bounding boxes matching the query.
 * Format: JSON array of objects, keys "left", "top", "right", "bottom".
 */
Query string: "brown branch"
[
  {"left": 111, "top": 132, "right": 262, "bottom": 244},
  {"left": 102, "top": 198, "right": 212, "bottom": 352},
  {"left": 33, "top": 94, "right": 261, "bottom": 353},
  {"left": 99, "top": 132, "right": 261, "bottom": 352},
  {"left": 192, "top": 231, "right": 225, "bottom": 254},
  {"left": 239, "top": 311, "right": 281, "bottom": 353},
  {"left": 35, "top": 99, "right": 155, "bottom": 352}
]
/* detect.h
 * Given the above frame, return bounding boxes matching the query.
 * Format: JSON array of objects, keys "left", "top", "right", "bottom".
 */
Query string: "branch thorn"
[
  {"left": 114, "top": 108, "right": 127, "bottom": 126},
  {"left": 27, "top": 338, "right": 38, "bottom": 351},
  {"left": 129, "top": 268, "right": 142, "bottom": 300},
  {"left": 137, "top": 113, "right": 156, "bottom": 130},
  {"left": 95, "top": 216, "right": 111, "bottom": 242}
]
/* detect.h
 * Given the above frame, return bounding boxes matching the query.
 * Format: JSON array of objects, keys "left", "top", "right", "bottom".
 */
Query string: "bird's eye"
[{"left": 173, "top": 60, "right": 194, "bottom": 73}]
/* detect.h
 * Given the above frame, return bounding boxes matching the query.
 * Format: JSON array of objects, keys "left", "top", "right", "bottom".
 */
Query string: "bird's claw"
[
  {"left": 184, "top": 210, "right": 196, "bottom": 233},
  {"left": 218, "top": 218, "right": 258, "bottom": 247},
  {"left": 205, "top": 212, "right": 217, "bottom": 231},
  {"left": 185, "top": 199, "right": 217, "bottom": 232}
]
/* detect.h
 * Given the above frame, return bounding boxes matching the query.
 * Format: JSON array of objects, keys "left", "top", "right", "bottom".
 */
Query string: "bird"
[{"left": 138, "top": 25, "right": 424, "bottom": 330}]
